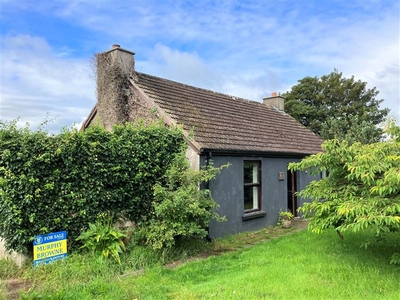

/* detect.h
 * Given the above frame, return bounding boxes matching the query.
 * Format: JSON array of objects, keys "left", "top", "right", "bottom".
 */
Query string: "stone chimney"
[
  {"left": 263, "top": 92, "right": 284, "bottom": 111},
  {"left": 96, "top": 44, "right": 135, "bottom": 131},
  {"left": 106, "top": 44, "right": 135, "bottom": 75}
]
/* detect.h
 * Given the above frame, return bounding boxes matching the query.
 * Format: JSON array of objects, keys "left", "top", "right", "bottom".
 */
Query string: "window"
[
  {"left": 320, "top": 170, "right": 329, "bottom": 179},
  {"left": 244, "top": 161, "right": 261, "bottom": 212}
]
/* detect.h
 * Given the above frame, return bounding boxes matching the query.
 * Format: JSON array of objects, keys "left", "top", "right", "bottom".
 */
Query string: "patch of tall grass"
[
  {"left": 0, "top": 258, "right": 22, "bottom": 279},
  {"left": 14, "top": 236, "right": 207, "bottom": 299}
]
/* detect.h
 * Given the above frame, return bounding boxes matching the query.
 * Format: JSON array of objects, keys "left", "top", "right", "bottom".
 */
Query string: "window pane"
[
  {"left": 252, "top": 186, "right": 258, "bottom": 209},
  {"left": 244, "top": 162, "right": 259, "bottom": 184},
  {"left": 244, "top": 186, "right": 259, "bottom": 210}
]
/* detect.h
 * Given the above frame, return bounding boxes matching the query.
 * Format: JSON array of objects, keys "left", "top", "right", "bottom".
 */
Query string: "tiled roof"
[{"left": 132, "top": 72, "right": 322, "bottom": 155}]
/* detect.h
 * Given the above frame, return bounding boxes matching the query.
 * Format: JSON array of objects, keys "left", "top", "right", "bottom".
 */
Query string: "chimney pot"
[
  {"left": 271, "top": 92, "right": 277, "bottom": 97},
  {"left": 112, "top": 44, "right": 121, "bottom": 49}
]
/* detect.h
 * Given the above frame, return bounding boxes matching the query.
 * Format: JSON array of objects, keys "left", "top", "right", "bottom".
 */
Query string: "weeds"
[
  {"left": 76, "top": 212, "right": 127, "bottom": 264},
  {"left": 0, "top": 258, "right": 22, "bottom": 279}
]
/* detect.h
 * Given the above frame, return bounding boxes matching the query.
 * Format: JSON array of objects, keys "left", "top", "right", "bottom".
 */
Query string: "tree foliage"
[
  {"left": 320, "top": 115, "right": 382, "bottom": 145},
  {"left": 289, "top": 120, "right": 400, "bottom": 263},
  {"left": 284, "top": 70, "right": 389, "bottom": 143}
]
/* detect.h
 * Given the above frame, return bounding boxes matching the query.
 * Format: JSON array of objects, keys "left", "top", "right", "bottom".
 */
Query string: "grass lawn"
[
  {"left": 1, "top": 227, "right": 399, "bottom": 299},
  {"left": 120, "top": 230, "right": 400, "bottom": 299}
]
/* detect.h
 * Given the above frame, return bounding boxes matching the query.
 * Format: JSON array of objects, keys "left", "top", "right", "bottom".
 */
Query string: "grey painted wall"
[
  {"left": 204, "top": 155, "right": 317, "bottom": 238},
  {"left": 296, "top": 169, "right": 320, "bottom": 212}
]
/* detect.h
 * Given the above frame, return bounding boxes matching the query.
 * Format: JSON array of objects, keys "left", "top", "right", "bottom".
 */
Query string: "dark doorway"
[{"left": 287, "top": 170, "right": 297, "bottom": 216}]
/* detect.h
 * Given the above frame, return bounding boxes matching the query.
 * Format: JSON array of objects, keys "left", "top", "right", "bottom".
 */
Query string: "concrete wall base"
[{"left": 0, "top": 238, "right": 27, "bottom": 267}]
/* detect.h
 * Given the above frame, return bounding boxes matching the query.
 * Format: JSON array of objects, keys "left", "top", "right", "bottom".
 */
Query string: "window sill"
[{"left": 242, "top": 211, "right": 266, "bottom": 221}]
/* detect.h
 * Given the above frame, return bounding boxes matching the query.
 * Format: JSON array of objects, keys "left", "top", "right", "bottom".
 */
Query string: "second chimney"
[{"left": 263, "top": 92, "right": 285, "bottom": 111}]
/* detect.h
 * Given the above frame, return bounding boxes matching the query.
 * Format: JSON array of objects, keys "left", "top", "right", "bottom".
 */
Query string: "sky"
[{"left": 1, "top": 0, "right": 399, "bottom": 132}]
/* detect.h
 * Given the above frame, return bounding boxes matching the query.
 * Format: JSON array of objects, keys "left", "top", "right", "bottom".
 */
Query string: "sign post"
[{"left": 33, "top": 231, "right": 67, "bottom": 267}]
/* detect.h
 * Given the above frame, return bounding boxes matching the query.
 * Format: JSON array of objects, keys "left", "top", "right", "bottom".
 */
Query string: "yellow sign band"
[{"left": 33, "top": 240, "right": 67, "bottom": 260}]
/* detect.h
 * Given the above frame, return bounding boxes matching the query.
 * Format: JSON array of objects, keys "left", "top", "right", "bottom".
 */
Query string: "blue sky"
[{"left": 1, "top": 0, "right": 399, "bottom": 132}]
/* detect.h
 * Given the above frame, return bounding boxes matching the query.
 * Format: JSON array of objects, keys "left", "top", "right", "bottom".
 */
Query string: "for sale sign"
[{"left": 33, "top": 231, "right": 67, "bottom": 267}]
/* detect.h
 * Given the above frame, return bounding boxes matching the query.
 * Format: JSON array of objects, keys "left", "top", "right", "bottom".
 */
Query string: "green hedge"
[{"left": 0, "top": 120, "right": 184, "bottom": 254}]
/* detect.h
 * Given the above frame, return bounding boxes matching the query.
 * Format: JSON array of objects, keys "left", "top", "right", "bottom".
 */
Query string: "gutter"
[{"left": 199, "top": 148, "right": 317, "bottom": 158}]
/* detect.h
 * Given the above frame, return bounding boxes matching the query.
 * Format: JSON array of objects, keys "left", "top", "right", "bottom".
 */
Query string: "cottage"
[{"left": 82, "top": 45, "right": 323, "bottom": 238}]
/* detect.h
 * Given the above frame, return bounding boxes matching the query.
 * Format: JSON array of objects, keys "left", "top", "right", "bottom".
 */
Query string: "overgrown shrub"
[
  {"left": 290, "top": 119, "right": 400, "bottom": 264},
  {"left": 141, "top": 148, "right": 228, "bottom": 250},
  {"left": 0, "top": 120, "right": 184, "bottom": 254}
]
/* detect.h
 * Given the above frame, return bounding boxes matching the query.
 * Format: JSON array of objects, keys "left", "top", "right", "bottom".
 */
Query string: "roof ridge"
[{"left": 135, "top": 71, "right": 264, "bottom": 106}]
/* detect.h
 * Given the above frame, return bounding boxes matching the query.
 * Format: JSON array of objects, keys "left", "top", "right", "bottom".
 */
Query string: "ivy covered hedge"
[{"left": 0, "top": 120, "right": 184, "bottom": 254}]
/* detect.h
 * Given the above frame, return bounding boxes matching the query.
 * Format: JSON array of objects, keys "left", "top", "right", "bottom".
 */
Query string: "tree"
[
  {"left": 283, "top": 70, "right": 389, "bottom": 143},
  {"left": 288, "top": 119, "right": 400, "bottom": 264},
  {"left": 320, "top": 115, "right": 382, "bottom": 145}
]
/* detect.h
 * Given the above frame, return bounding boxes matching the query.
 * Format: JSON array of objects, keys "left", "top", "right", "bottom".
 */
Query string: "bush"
[
  {"left": 0, "top": 120, "right": 184, "bottom": 254},
  {"left": 141, "top": 149, "right": 228, "bottom": 250},
  {"left": 289, "top": 119, "right": 400, "bottom": 264}
]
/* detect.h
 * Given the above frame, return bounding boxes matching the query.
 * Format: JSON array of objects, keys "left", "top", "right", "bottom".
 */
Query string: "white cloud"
[
  {"left": 136, "top": 44, "right": 283, "bottom": 101},
  {"left": 149, "top": 44, "right": 219, "bottom": 87},
  {"left": 1, "top": 0, "right": 398, "bottom": 131},
  {"left": 1, "top": 35, "right": 95, "bottom": 132}
]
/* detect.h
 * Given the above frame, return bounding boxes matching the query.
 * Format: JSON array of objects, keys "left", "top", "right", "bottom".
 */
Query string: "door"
[{"left": 287, "top": 170, "right": 297, "bottom": 216}]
